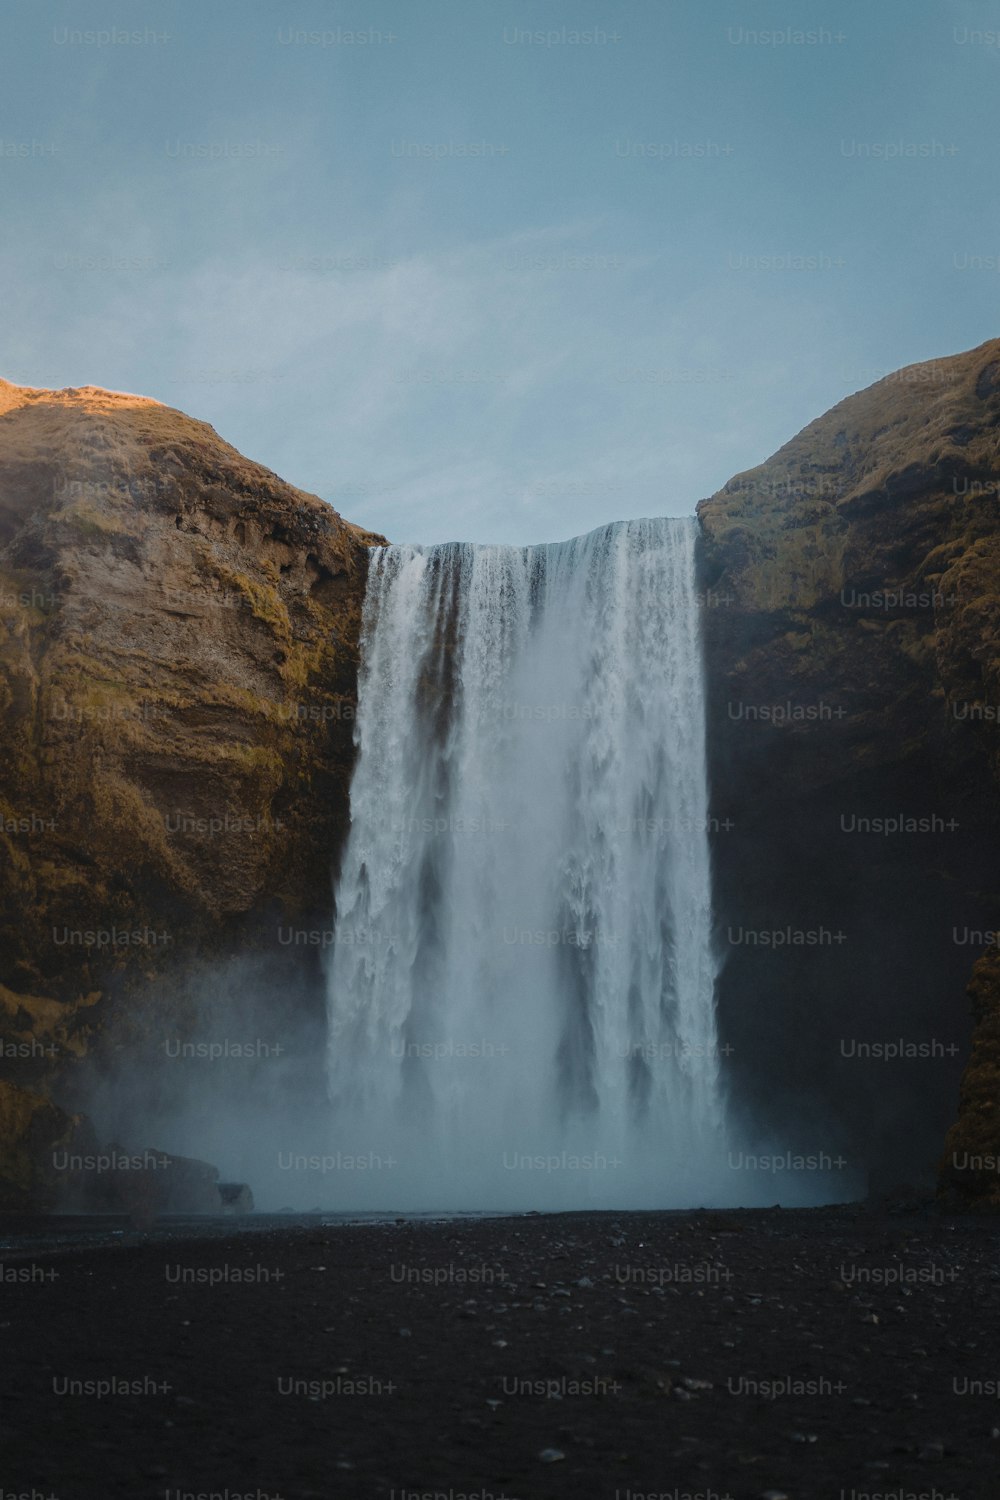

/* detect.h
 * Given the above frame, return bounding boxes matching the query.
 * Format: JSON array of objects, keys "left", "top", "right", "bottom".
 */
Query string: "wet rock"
[
  {"left": 218, "top": 1182, "right": 254, "bottom": 1213},
  {"left": 59, "top": 1143, "right": 226, "bottom": 1223}
]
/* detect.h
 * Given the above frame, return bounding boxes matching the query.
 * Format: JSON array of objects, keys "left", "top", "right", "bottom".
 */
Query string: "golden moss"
[
  {"left": 213, "top": 564, "right": 291, "bottom": 640},
  {"left": 53, "top": 499, "right": 132, "bottom": 538}
]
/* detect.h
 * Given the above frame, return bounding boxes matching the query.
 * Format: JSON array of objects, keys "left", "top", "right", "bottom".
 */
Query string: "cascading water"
[{"left": 325, "top": 517, "right": 731, "bottom": 1209}]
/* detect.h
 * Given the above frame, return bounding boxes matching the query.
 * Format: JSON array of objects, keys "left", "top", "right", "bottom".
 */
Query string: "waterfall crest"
[{"left": 326, "top": 517, "right": 730, "bottom": 1208}]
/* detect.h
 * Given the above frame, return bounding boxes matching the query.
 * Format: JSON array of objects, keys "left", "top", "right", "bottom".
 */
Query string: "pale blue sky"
[{"left": 2, "top": 0, "right": 998, "bottom": 542}]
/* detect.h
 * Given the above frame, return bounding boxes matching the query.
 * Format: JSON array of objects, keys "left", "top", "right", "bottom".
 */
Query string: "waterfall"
[{"left": 325, "top": 517, "right": 730, "bottom": 1208}]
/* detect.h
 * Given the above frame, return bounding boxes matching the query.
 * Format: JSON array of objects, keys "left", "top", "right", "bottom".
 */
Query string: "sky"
[{"left": 2, "top": 0, "right": 998, "bottom": 544}]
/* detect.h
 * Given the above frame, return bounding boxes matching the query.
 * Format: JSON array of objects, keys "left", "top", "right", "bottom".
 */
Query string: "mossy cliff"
[
  {"left": 0, "top": 379, "right": 382, "bottom": 1205},
  {"left": 697, "top": 337, "right": 1000, "bottom": 1199}
]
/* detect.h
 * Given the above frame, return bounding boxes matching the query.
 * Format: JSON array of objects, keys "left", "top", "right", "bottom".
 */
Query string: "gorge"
[{"left": 2, "top": 338, "right": 1000, "bottom": 1213}]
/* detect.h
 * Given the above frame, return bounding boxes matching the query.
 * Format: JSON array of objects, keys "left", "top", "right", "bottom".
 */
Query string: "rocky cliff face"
[
  {"left": 0, "top": 379, "right": 381, "bottom": 1206},
  {"left": 697, "top": 337, "right": 1000, "bottom": 1199}
]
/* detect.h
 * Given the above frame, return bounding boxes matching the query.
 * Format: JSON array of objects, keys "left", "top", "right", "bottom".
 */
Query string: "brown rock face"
[
  {"left": 0, "top": 1079, "right": 95, "bottom": 1209},
  {"left": 697, "top": 338, "right": 1000, "bottom": 1195},
  {"left": 940, "top": 949, "right": 1000, "bottom": 1205},
  {"left": 0, "top": 379, "right": 381, "bottom": 1200}
]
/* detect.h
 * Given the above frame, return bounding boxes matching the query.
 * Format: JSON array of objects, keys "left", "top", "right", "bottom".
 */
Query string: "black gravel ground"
[{"left": 2, "top": 1203, "right": 999, "bottom": 1500}]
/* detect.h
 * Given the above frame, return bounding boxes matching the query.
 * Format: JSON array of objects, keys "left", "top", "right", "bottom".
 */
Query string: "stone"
[
  {"left": 0, "top": 377, "right": 382, "bottom": 1206},
  {"left": 698, "top": 336, "right": 1000, "bottom": 1196}
]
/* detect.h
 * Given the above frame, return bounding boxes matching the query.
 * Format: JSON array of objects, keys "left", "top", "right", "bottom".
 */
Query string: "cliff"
[
  {"left": 0, "top": 379, "right": 381, "bottom": 1206},
  {"left": 697, "top": 337, "right": 1000, "bottom": 1198},
  {"left": 5, "top": 348, "right": 1000, "bottom": 1210}
]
